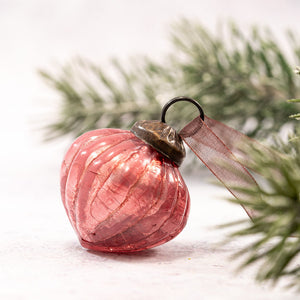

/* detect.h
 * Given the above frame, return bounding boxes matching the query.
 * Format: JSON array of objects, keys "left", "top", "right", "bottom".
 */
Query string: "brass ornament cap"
[{"left": 131, "top": 120, "right": 186, "bottom": 166}]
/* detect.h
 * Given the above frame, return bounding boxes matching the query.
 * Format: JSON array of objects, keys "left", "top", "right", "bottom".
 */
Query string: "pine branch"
[
  {"left": 222, "top": 132, "right": 300, "bottom": 287},
  {"left": 39, "top": 58, "right": 163, "bottom": 140},
  {"left": 40, "top": 20, "right": 300, "bottom": 140},
  {"left": 220, "top": 69, "right": 300, "bottom": 288}
]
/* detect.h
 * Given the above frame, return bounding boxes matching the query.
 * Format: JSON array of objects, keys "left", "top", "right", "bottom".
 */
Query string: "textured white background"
[{"left": 1, "top": 1, "right": 299, "bottom": 299}]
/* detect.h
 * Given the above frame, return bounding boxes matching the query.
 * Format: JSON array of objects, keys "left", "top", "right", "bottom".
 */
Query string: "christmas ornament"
[{"left": 61, "top": 97, "right": 258, "bottom": 253}]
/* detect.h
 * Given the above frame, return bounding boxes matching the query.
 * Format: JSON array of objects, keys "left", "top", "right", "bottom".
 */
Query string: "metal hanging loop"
[{"left": 161, "top": 96, "right": 205, "bottom": 124}]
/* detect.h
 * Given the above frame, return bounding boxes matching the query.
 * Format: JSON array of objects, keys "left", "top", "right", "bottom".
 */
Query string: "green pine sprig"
[
  {"left": 221, "top": 70, "right": 300, "bottom": 288},
  {"left": 222, "top": 132, "right": 300, "bottom": 288},
  {"left": 40, "top": 20, "right": 300, "bottom": 140}
]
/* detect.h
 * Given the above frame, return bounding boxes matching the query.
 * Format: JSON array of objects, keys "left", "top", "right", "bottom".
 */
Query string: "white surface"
[
  {"left": 1, "top": 1, "right": 300, "bottom": 299},
  {"left": 0, "top": 168, "right": 296, "bottom": 300}
]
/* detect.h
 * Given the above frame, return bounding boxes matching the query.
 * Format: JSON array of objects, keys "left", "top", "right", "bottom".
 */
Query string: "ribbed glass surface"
[{"left": 61, "top": 129, "right": 190, "bottom": 252}]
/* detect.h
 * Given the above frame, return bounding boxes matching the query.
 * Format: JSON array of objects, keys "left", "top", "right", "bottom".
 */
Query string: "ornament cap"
[{"left": 131, "top": 120, "right": 186, "bottom": 166}]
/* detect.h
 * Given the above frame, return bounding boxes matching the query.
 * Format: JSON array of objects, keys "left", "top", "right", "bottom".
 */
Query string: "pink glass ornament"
[{"left": 61, "top": 125, "right": 190, "bottom": 253}]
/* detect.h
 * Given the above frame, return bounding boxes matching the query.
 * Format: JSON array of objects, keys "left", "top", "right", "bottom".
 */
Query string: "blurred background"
[
  {"left": 1, "top": 0, "right": 300, "bottom": 177},
  {"left": 1, "top": 1, "right": 300, "bottom": 299}
]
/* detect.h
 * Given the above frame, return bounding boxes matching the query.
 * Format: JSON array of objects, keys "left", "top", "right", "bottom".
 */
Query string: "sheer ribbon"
[{"left": 179, "top": 115, "right": 260, "bottom": 219}]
